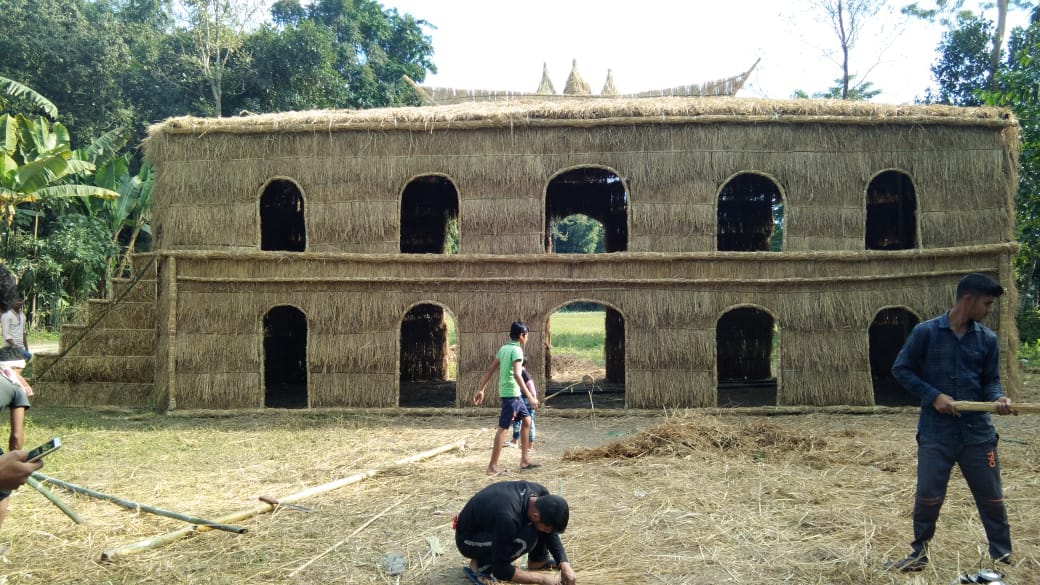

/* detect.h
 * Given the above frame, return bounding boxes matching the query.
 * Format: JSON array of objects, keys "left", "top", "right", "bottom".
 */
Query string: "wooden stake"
[{"left": 101, "top": 438, "right": 467, "bottom": 562}]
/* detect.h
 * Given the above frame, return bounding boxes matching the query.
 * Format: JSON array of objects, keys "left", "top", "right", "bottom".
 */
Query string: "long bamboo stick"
[
  {"left": 100, "top": 438, "right": 467, "bottom": 562},
  {"left": 953, "top": 401, "right": 1040, "bottom": 414},
  {"left": 34, "top": 473, "right": 245, "bottom": 534},
  {"left": 26, "top": 476, "right": 82, "bottom": 524}
]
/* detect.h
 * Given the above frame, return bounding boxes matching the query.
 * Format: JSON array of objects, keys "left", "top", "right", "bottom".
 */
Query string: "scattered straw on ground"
[{"left": 3, "top": 380, "right": 1040, "bottom": 584}]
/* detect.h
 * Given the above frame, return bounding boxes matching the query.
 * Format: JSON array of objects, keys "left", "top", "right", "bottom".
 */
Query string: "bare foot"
[{"left": 487, "top": 466, "right": 510, "bottom": 476}]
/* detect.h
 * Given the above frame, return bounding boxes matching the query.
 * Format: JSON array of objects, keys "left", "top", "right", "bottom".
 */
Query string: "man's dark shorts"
[{"left": 498, "top": 397, "right": 530, "bottom": 430}]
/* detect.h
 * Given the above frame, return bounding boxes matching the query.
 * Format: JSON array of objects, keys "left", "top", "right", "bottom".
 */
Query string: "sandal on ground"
[{"left": 463, "top": 566, "right": 497, "bottom": 585}]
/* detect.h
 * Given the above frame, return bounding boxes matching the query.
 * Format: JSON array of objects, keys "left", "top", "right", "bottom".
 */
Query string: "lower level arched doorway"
[
  {"left": 869, "top": 307, "right": 920, "bottom": 406},
  {"left": 716, "top": 306, "right": 778, "bottom": 407},
  {"left": 399, "top": 303, "right": 457, "bottom": 407},
  {"left": 544, "top": 301, "right": 625, "bottom": 409},
  {"left": 263, "top": 305, "right": 308, "bottom": 408}
]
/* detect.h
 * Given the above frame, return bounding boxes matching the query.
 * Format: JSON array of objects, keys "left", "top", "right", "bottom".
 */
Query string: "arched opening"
[
  {"left": 545, "top": 167, "right": 627, "bottom": 253},
  {"left": 260, "top": 179, "right": 306, "bottom": 251},
  {"left": 866, "top": 170, "right": 917, "bottom": 250},
  {"left": 399, "top": 303, "right": 458, "bottom": 407},
  {"left": 543, "top": 301, "right": 625, "bottom": 408},
  {"left": 400, "top": 175, "right": 459, "bottom": 253},
  {"left": 717, "top": 173, "right": 784, "bottom": 252},
  {"left": 716, "top": 307, "right": 778, "bottom": 406},
  {"left": 263, "top": 306, "right": 308, "bottom": 408},
  {"left": 869, "top": 307, "right": 920, "bottom": 406}
]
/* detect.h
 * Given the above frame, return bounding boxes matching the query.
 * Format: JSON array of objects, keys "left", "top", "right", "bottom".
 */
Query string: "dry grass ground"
[{"left": 2, "top": 377, "right": 1039, "bottom": 585}]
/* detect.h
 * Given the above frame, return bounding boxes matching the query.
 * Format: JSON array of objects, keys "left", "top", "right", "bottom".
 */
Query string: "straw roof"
[{"left": 145, "top": 96, "right": 1015, "bottom": 141}]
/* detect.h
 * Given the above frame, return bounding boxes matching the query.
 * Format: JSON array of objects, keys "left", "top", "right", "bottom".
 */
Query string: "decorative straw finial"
[
  {"left": 601, "top": 69, "right": 618, "bottom": 96},
  {"left": 535, "top": 62, "right": 557, "bottom": 95},
  {"left": 564, "top": 59, "right": 591, "bottom": 95}
]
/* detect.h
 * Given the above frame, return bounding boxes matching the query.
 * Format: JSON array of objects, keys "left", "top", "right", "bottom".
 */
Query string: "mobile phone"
[{"left": 25, "top": 437, "right": 61, "bottom": 463}]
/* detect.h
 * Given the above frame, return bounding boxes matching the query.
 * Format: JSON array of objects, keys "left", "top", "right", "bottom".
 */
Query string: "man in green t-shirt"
[{"left": 475, "top": 322, "right": 540, "bottom": 475}]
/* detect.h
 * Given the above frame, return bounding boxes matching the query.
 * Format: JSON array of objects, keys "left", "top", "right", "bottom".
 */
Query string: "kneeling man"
[{"left": 455, "top": 480, "right": 577, "bottom": 585}]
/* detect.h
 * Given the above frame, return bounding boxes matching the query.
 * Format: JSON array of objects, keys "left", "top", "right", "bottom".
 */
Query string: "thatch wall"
[
  {"left": 133, "top": 98, "right": 1020, "bottom": 410},
  {"left": 144, "top": 99, "right": 1017, "bottom": 257},
  {"left": 149, "top": 246, "right": 1017, "bottom": 410}
]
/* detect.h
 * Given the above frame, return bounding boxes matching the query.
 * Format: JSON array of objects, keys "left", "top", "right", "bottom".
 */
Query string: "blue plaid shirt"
[{"left": 892, "top": 313, "right": 1002, "bottom": 445}]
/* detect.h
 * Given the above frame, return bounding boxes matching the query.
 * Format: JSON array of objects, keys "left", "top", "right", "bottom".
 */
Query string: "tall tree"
[
  {"left": 810, "top": 0, "right": 890, "bottom": 99},
  {"left": 925, "top": 12, "right": 994, "bottom": 105},
  {"left": 224, "top": 20, "right": 348, "bottom": 113},
  {"left": 271, "top": 0, "right": 436, "bottom": 108},
  {"left": 903, "top": 0, "right": 1031, "bottom": 89},
  {"left": 172, "top": 0, "right": 265, "bottom": 117},
  {"left": 0, "top": 0, "right": 136, "bottom": 140},
  {"left": 984, "top": 6, "right": 1040, "bottom": 307}
]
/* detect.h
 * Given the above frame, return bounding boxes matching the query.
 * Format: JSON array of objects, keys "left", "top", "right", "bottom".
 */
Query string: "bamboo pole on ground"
[
  {"left": 100, "top": 437, "right": 468, "bottom": 562},
  {"left": 953, "top": 401, "right": 1040, "bottom": 414},
  {"left": 26, "top": 476, "right": 82, "bottom": 524},
  {"left": 34, "top": 473, "right": 245, "bottom": 533}
]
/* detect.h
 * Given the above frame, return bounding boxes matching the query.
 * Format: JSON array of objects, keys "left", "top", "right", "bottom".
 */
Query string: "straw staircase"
[{"left": 31, "top": 255, "right": 158, "bottom": 407}]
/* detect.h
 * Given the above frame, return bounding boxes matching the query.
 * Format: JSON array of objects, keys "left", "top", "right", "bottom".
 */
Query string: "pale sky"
[{"left": 381, "top": 0, "right": 1028, "bottom": 104}]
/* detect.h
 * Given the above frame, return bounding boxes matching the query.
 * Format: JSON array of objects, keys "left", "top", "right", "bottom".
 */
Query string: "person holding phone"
[{"left": 0, "top": 366, "right": 32, "bottom": 529}]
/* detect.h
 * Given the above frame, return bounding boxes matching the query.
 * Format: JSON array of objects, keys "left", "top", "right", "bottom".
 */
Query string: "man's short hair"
[
  {"left": 510, "top": 321, "right": 529, "bottom": 340},
  {"left": 956, "top": 273, "right": 1004, "bottom": 299},
  {"left": 535, "top": 495, "right": 569, "bottom": 533}
]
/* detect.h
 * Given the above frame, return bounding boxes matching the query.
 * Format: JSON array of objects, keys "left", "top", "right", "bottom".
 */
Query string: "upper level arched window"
[
  {"left": 866, "top": 170, "right": 917, "bottom": 250},
  {"left": 260, "top": 179, "right": 306, "bottom": 252},
  {"left": 546, "top": 167, "right": 628, "bottom": 253},
  {"left": 717, "top": 173, "right": 784, "bottom": 252},
  {"left": 400, "top": 175, "right": 459, "bottom": 254}
]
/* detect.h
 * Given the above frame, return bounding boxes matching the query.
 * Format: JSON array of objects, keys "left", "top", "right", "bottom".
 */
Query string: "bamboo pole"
[
  {"left": 953, "top": 401, "right": 1040, "bottom": 414},
  {"left": 100, "top": 437, "right": 467, "bottom": 562},
  {"left": 34, "top": 473, "right": 245, "bottom": 533},
  {"left": 165, "top": 255, "right": 178, "bottom": 411},
  {"left": 26, "top": 476, "right": 82, "bottom": 524}
]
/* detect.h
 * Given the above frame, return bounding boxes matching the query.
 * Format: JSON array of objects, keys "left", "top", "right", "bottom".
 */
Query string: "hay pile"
[{"left": 563, "top": 412, "right": 826, "bottom": 460}]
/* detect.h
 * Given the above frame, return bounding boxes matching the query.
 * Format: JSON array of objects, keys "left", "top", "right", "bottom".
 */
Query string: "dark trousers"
[
  {"left": 912, "top": 438, "right": 1011, "bottom": 560},
  {"left": 456, "top": 523, "right": 548, "bottom": 574}
]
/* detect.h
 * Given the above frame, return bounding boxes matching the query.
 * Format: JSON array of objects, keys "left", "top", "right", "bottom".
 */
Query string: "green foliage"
[
  {"left": 983, "top": 7, "right": 1040, "bottom": 306},
  {"left": 226, "top": 21, "right": 348, "bottom": 114},
  {"left": 1017, "top": 338, "right": 1040, "bottom": 369},
  {"left": 268, "top": 0, "right": 437, "bottom": 108},
  {"left": 550, "top": 214, "right": 605, "bottom": 254},
  {"left": 924, "top": 13, "right": 993, "bottom": 105},
  {"left": 3, "top": 214, "right": 118, "bottom": 328},
  {"left": 0, "top": 114, "right": 120, "bottom": 228},
  {"left": 792, "top": 75, "right": 882, "bottom": 100}
]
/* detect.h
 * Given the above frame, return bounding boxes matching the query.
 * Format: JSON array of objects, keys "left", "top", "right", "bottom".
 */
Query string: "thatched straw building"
[{"left": 32, "top": 96, "right": 1020, "bottom": 411}]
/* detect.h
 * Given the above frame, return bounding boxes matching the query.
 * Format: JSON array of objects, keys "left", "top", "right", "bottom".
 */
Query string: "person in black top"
[{"left": 455, "top": 480, "right": 577, "bottom": 585}]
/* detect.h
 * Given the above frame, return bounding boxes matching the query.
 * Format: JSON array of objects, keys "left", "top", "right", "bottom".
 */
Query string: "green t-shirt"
[{"left": 496, "top": 341, "right": 524, "bottom": 398}]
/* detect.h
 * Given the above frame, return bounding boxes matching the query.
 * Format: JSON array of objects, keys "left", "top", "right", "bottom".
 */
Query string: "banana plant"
[
  {"left": 0, "top": 114, "right": 120, "bottom": 232},
  {"left": 0, "top": 76, "right": 57, "bottom": 119}
]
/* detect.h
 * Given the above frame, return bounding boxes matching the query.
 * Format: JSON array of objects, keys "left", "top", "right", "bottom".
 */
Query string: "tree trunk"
[{"left": 987, "top": 0, "right": 1009, "bottom": 89}]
